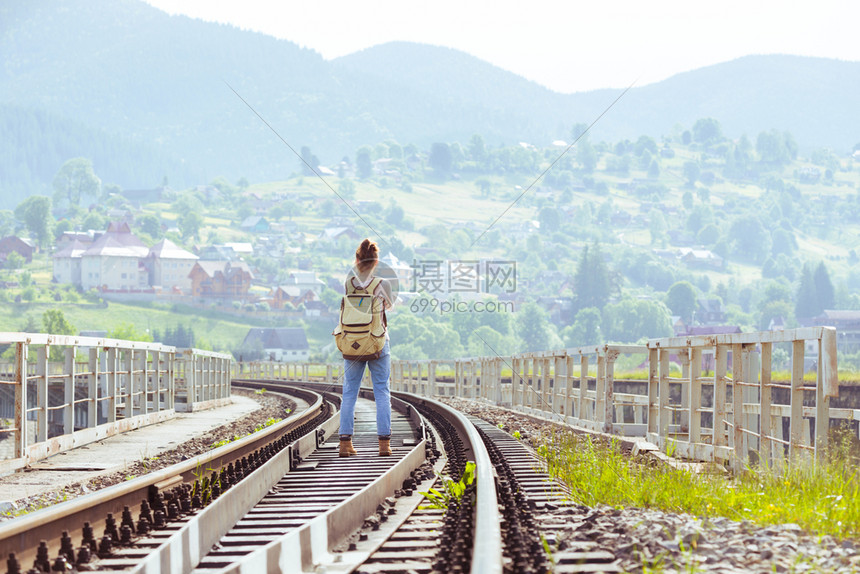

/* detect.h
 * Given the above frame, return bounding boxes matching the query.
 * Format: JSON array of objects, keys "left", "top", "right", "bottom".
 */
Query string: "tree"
[
  {"left": 474, "top": 178, "right": 492, "bottom": 197},
  {"left": 429, "top": 143, "right": 453, "bottom": 178},
  {"left": 692, "top": 118, "right": 722, "bottom": 146},
  {"left": 666, "top": 281, "right": 698, "bottom": 323},
  {"left": 516, "top": 302, "right": 553, "bottom": 352},
  {"left": 571, "top": 123, "right": 590, "bottom": 142},
  {"left": 728, "top": 214, "right": 770, "bottom": 263},
  {"left": 576, "top": 141, "right": 597, "bottom": 173},
  {"left": 795, "top": 264, "right": 817, "bottom": 319},
  {"left": 562, "top": 307, "right": 603, "bottom": 347},
  {"left": 468, "top": 134, "right": 487, "bottom": 163},
  {"left": 178, "top": 211, "right": 203, "bottom": 240},
  {"left": 356, "top": 147, "right": 373, "bottom": 179},
  {"left": 573, "top": 243, "right": 611, "bottom": 311},
  {"left": 5, "top": 251, "right": 24, "bottom": 270},
  {"left": 681, "top": 190, "right": 694, "bottom": 210},
  {"left": 682, "top": 161, "right": 700, "bottom": 186},
  {"left": 14, "top": 195, "right": 52, "bottom": 248},
  {"left": 756, "top": 129, "right": 795, "bottom": 166},
  {"left": 538, "top": 207, "right": 560, "bottom": 232},
  {"left": 300, "top": 146, "right": 320, "bottom": 176},
  {"left": 42, "top": 308, "right": 75, "bottom": 336},
  {"left": 52, "top": 157, "right": 101, "bottom": 210},
  {"left": 649, "top": 210, "right": 667, "bottom": 247},
  {"left": 813, "top": 262, "right": 835, "bottom": 312},
  {"left": 0, "top": 210, "right": 15, "bottom": 237},
  {"left": 137, "top": 214, "right": 162, "bottom": 238},
  {"left": 108, "top": 323, "right": 153, "bottom": 342},
  {"left": 603, "top": 297, "right": 672, "bottom": 342}
]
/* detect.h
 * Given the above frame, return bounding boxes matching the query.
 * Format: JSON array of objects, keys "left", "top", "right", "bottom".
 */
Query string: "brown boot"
[
  {"left": 339, "top": 437, "right": 357, "bottom": 457},
  {"left": 378, "top": 437, "right": 392, "bottom": 456}
]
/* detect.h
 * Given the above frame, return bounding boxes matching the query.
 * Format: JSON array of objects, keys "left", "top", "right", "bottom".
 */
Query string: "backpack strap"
[{"left": 347, "top": 275, "right": 382, "bottom": 295}]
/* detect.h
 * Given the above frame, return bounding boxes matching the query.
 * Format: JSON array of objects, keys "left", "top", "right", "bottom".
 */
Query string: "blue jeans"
[{"left": 339, "top": 339, "right": 391, "bottom": 437}]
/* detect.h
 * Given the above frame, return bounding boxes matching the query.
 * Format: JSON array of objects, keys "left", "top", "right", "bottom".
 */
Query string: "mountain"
[{"left": 2, "top": 0, "right": 859, "bottom": 203}]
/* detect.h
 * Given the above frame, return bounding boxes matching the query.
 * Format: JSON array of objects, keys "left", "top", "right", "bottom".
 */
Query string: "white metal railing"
[
  {"left": 233, "top": 361, "right": 343, "bottom": 384},
  {"left": 0, "top": 333, "right": 232, "bottom": 471},
  {"left": 234, "top": 328, "right": 855, "bottom": 470},
  {"left": 646, "top": 327, "right": 843, "bottom": 470}
]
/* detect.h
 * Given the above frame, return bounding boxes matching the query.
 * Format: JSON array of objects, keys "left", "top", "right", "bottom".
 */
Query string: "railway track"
[{"left": 1, "top": 381, "right": 619, "bottom": 573}]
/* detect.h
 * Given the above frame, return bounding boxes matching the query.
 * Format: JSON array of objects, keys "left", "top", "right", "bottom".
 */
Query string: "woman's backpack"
[{"left": 332, "top": 276, "right": 387, "bottom": 360}]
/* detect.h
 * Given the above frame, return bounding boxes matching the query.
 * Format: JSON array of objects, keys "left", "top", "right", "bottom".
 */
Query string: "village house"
[
  {"left": 189, "top": 261, "right": 254, "bottom": 302},
  {"left": 695, "top": 298, "right": 727, "bottom": 324},
  {"left": 242, "top": 327, "right": 309, "bottom": 362},
  {"left": 240, "top": 216, "right": 270, "bottom": 233},
  {"left": 318, "top": 227, "right": 360, "bottom": 243},
  {"left": 146, "top": 239, "right": 198, "bottom": 293},
  {"left": 379, "top": 252, "right": 413, "bottom": 294},
  {"left": 286, "top": 270, "right": 325, "bottom": 294},
  {"left": 679, "top": 248, "right": 724, "bottom": 270},
  {"left": 51, "top": 239, "right": 89, "bottom": 285},
  {"left": 269, "top": 285, "right": 317, "bottom": 309},
  {"left": 0, "top": 236, "right": 36, "bottom": 263}
]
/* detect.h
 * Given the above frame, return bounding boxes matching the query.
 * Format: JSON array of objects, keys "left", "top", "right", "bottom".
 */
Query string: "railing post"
[
  {"left": 106, "top": 347, "right": 118, "bottom": 423},
  {"left": 565, "top": 354, "right": 574, "bottom": 420},
  {"left": 647, "top": 347, "right": 659, "bottom": 436},
  {"left": 152, "top": 350, "right": 161, "bottom": 412},
  {"left": 167, "top": 350, "right": 175, "bottom": 410},
  {"left": 731, "top": 343, "right": 746, "bottom": 471},
  {"left": 604, "top": 349, "right": 618, "bottom": 433},
  {"left": 36, "top": 345, "right": 48, "bottom": 443},
  {"left": 679, "top": 348, "right": 690, "bottom": 435},
  {"left": 689, "top": 348, "right": 702, "bottom": 446},
  {"left": 595, "top": 353, "right": 606, "bottom": 429},
  {"left": 579, "top": 354, "right": 589, "bottom": 424},
  {"left": 713, "top": 344, "right": 728, "bottom": 451},
  {"left": 14, "top": 342, "right": 28, "bottom": 457},
  {"left": 63, "top": 347, "right": 75, "bottom": 435},
  {"left": 789, "top": 340, "right": 805, "bottom": 462},
  {"left": 658, "top": 348, "right": 670, "bottom": 442}
]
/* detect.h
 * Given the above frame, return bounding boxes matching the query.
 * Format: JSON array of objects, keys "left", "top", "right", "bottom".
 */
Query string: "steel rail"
[
  {"left": 0, "top": 385, "right": 326, "bottom": 570},
  {"left": 242, "top": 380, "right": 505, "bottom": 574},
  {"left": 201, "top": 384, "right": 427, "bottom": 573},
  {"left": 393, "top": 391, "right": 504, "bottom": 574}
]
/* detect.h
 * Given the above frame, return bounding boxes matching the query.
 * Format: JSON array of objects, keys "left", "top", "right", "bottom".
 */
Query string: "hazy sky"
[{"left": 143, "top": 0, "right": 858, "bottom": 94}]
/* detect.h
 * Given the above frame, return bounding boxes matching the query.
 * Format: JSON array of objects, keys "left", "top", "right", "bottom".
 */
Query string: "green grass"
[{"left": 540, "top": 428, "right": 860, "bottom": 540}]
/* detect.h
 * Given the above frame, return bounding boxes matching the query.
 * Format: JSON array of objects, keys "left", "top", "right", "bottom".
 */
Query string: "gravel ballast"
[
  {"left": 440, "top": 397, "right": 860, "bottom": 574},
  {"left": 0, "top": 388, "right": 295, "bottom": 522}
]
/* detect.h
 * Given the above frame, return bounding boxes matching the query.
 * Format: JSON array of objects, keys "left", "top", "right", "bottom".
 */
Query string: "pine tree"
[
  {"left": 795, "top": 264, "right": 818, "bottom": 319},
  {"left": 573, "top": 242, "right": 611, "bottom": 311},
  {"left": 813, "top": 262, "right": 835, "bottom": 312}
]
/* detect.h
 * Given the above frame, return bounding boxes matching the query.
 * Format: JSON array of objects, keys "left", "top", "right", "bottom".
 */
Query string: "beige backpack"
[{"left": 332, "top": 276, "right": 387, "bottom": 360}]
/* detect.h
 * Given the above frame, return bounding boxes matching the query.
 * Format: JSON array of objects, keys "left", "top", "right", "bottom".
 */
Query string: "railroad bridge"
[{"left": 0, "top": 326, "right": 856, "bottom": 573}]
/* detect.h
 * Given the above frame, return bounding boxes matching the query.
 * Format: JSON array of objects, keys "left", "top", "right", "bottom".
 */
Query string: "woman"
[{"left": 338, "top": 238, "right": 394, "bottom": 457}]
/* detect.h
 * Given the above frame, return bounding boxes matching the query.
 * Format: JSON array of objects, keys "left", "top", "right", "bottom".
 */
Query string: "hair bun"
[{"left": 356, "top": 238, "right": 379, "bottom": 261}]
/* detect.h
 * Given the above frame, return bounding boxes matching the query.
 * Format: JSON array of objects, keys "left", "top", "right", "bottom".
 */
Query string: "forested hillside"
[{"left": 2, "top": 0, "right": 859, "bottom": 204}]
